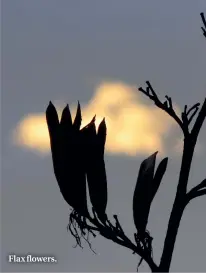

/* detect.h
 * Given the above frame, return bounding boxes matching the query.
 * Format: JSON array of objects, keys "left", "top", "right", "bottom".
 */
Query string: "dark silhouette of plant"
[{"left": 46, "top": 13, "right": 206, "bottom": 272}]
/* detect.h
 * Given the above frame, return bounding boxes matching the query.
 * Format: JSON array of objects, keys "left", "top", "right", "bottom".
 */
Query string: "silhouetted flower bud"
[{"left": 46, "top": 101, "right": 89, "bottom": 217}]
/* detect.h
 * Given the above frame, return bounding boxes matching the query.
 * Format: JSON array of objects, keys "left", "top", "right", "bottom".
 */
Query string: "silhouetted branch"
[
  {"left": 200, "top": 12, "right": 206, "bottom": 38},
  {"left": 191, "top": 98, "right": 206, "bottom": 139},
  {"left": 138, "top": 81, "right": 189, "bottom": 136},
  {"left": 138, "top": 82, "right": 205, "bottom": 137},
  {"left": 84, "top": 212, "right": 158, "bottom": 272},
  {"left": 159, "top": 109, "right": 206, "bottom": 271},
  {"left": 67, "top": 205, "right": 158, "bottom": 271},
  {"left": 182, "top": 103, "right": 200, "bottom": 126},
  {"left": 186, "top": 179, "right": 206, "bottom": 203},
  {"left": 187, "top": 189, "right": 206, "bottom": 201},
  {"left": 189, "top": 178, "right": 206, "bottom": 193},
  {"left": 150, "top": 13, "right": 206, "bottom": 272}
]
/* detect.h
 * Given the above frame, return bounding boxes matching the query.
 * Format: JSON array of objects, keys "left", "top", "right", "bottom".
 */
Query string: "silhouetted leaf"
[
  {"left": 46, "top": 102, "right": 89, "bottom": 217},
  {"left": 46, "top": 101, "right": 60, "bottom": 137},
  {"left": 60, "top": 104, "right": 72, "bottom": 128},
  {"left": 73, "top": 101, "right": 82, "bottom": 131},
  {"left": 133, "top": 152, "right": 158, "bottom": 233},
  {"left": 151, "top": 157, "right": 168, "bottom": 202},
  {"left": 84, "top": 118, "right": 108, "bottom": 223},
  {"left": 81, "top": 115, "right": 96, "bottom": 132},
  {"left": 46, "top": 101, "right": 63, "bottom": 187},
  {"left": 61, "top": 104, "right": 89, "bottom": 216},
  {"left": 97, "top": 118, "right": 107, "bottom": 157}
]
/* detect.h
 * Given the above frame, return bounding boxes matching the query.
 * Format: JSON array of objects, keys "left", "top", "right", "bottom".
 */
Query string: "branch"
[
  {"left": 138, "top": 12, "right": 206, "bottom": 272},
  {"left": 138, "top": 81, "right": 189, "bottom": 136},
  {"left": 159, "top": 131, "right": 199, "bottom": 271},
  {"left": 191, "top": 98, "right": 206, "bottom": 140},
  {"left": 182, "top": 103, "right": 200, "bottom": 127},
  {"left": 186, "top": 179, "right": 206, "bottom": 203},
  {"left": 200, "top": 12, "right": 206, "bottom": 38},
  {"left": 189, "top": 178, "right": 206, "bottom": 192},
  {"left": 87, "top": 213, "right": 159, "bottom": 272},
  {"left": 186, "top": 189, "right": 206, "bottom": 202}
]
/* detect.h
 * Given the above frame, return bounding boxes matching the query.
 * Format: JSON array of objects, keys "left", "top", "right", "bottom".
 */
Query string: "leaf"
[
  {"left": 84, "top": 119, "right": 108, "bottom": 222},
  {"left": 60, "top": 110, "right": 88, "bottom": 217},
  {"left": 151, "top": 157, "right": 168, "bottom": 202},
  {"left": 60, "top": 104, "right": 72, "bottom": 128},
  {"left": 46, "top": 101, "right": 60, "bottom": 138},
  {"left": 46, "top": 101, "right": 89, "bottom": 217},
  {"left": 97, "top": 118, "right": 107, "bottom": 157},
  {"left": 60, "top": 104, "right": 73, "bottom": 150},
  {"left": 45, "top": 101, "right": 61, "bottom": 170},
  {"left": 46, "top": 102, "right": 65, "bottom": 201},
  {"left": 73, "top": 101, "right": 82, "bottom": 131},
  {"left": 133, "top": 152, "right": 158, "bottom": 233},
  {"left": 81, "top": 115, "right": 96, "bottom": 132}
]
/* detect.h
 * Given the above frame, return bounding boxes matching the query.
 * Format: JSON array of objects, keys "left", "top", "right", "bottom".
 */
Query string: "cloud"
[{"left": 13, "top": 81, "right": 179, "bottom": 156}]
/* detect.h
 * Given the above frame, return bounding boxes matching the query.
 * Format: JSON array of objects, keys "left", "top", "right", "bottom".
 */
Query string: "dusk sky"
[{"left": 2, "top": 0, "right": 206, "bottom": 271}]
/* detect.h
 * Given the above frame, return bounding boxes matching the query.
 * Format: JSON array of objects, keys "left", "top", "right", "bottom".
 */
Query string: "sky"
[{"left": 1, "top": 0, "right": 206, "bottom": 272}]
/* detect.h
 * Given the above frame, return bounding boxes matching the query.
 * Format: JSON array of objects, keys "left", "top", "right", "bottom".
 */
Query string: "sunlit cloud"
[{"left": 13, "top": 81, "right": 180, "bottom": 156}]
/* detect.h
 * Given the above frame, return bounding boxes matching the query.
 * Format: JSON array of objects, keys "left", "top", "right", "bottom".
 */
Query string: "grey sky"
[{"left": 2, "top": 0, "right": 206, "bottom": 271}]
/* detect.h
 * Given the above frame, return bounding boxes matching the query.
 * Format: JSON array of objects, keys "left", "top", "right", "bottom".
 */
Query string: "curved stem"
[
  {"left": 87, "top": 215, "right": 159, "bottom": 272},
  {"left": 159, "top": 97, "right": 206, "bottom": 272}
]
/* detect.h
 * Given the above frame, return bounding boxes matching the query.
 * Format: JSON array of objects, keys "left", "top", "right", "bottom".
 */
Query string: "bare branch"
[
  {"left": 159, "top": 114, "right": 204, "bottom": 271},
  {"left": 86, "top": 214, "right": 158, "bottom": 272},
  {"left": 191, "top": 98, "right": 206, "bottom": 139},
  {"left": 138, "top": 81, "right": 189, "bottom": 136},
  {"left": 186, "top": 103, "right": 200, "bottom": 116},
  {"left": 182, "top": 103, "right": 201, "bottom": 126},
  {"left": 165, "top": 95, "right": 173, "bottom": 109},
  {"left": 186, "top": 189, "right": 206, "bottom": 202},
  {"left": 185, "top": 179, "right": 206, "bottom": 204},
  {"left": 200, "top": 12, "right": 206, "bottom": 38},
  {"left": 189, "top": 178, "right": 206, "bottom": 193},
  {"left": 188, "top": 107, "right": 200, "bottom": 124}
]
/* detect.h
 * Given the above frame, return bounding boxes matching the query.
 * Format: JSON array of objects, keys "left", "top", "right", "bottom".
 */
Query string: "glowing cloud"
[{"left": 13, "top": 81, "right": 178, "bottom": 156}]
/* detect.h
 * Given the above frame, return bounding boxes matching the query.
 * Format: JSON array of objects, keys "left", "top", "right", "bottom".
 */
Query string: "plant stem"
[
  {"left": 159, "top": 138, "right": 197, "bottom": 271},
  {"left": 158, "top": 97, "right": 206, "bottom": 272}
]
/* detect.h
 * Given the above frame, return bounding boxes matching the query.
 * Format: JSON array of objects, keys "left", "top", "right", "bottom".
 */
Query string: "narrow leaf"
[
  {"left": 46, "top": 101, "right": 64, "bottom": 201},
  {"left": 81, "top": 115, "right": 96, "bottom": 132},
  {"left": 133, "top": 152, "right": 158, "bottom": 233},
  {"left": 60, "top": 104, "right": 72, "bottom": 128},
  {"left": 151, "top": 157, "right": 168, "bottom": 202},
  {"left": 84, "top": 120, "right": 108, "bottom": 222},
  {"left": 97, "top": 118, "right": 107, "bottom": 156},
  {"left": 46, "top": 101, "right": 59, "bottom": 137},
  {"left": 73, "top": 101, "right": 82, "bottom": 130}
]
